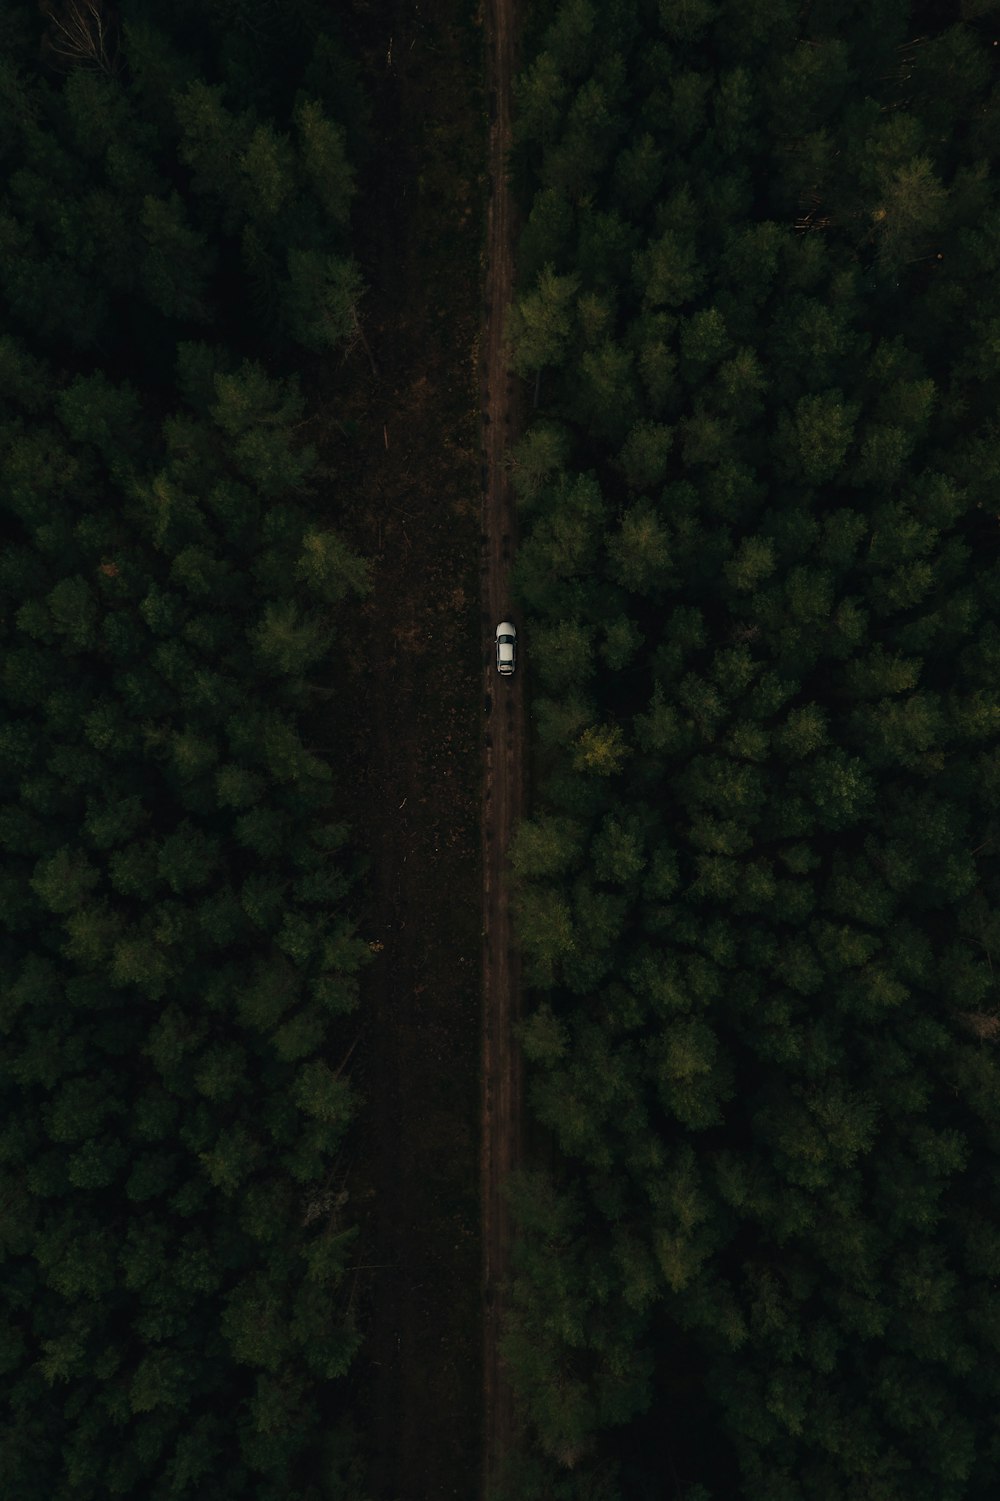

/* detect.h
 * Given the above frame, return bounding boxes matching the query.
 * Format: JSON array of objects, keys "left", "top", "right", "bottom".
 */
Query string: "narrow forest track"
[
  {"left": 332, "top": 2, "right": 487, "bottom": 1497},
  {"left": 480, "top": 0, "right": 525, "bottom": 1493}
]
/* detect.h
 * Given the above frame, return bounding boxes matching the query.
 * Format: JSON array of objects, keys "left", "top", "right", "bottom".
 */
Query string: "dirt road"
[
  {"left": 480, "top": 0, "right": 525, "bottom": 1492},
  {"left": 336, "top": 3, "right": 486, "bottom": 1497}
]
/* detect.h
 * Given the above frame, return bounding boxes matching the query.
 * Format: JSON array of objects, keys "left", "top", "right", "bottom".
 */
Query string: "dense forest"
[
  {"left": 0, "top": 3, "right": 373, "bottom": 1497},
  {"left": 503, "top": 1, "right": 1000, "bottom": 1498},
  {"left": 8, "top": 0, "right": 1000, "bottom": 1496}
]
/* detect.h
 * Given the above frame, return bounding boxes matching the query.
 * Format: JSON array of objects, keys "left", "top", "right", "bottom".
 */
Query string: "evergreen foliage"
[
  {"left": 506, "top": 2, "right": 1000, "bottom": 1497},
  {"left": 0, "top": 4, "right": 370, "bottom": 1497}
]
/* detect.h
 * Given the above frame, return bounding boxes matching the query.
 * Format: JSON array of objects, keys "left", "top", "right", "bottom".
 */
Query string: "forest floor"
[
  {"left": 479, "top": 0, "right": 525, "bottom": 1495},
  {"left": 323, "top": 1, "right": 487, "bottom": 1496}
]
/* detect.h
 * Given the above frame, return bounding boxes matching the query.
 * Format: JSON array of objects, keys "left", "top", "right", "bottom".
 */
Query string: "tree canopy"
[
  {"left": 504, "top": 2, "right": 1000, "bottom": 1498},
  {"left": 0, "top": 4, "right": 372, "bottom": 1496}
]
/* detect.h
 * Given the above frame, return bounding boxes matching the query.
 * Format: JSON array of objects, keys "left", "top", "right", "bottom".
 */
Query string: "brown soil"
[
  {"left": 480, "top": 0, "right": 525, "bottom": 1494},
  {"left": 327, "top": 2, "right": 488, "bottom": 1497},
  {"left": 321, "top": 0, "right": 523, "bottom": 1493}
]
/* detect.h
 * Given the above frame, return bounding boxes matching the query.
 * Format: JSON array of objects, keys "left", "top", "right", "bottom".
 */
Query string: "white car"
[{"left": 495, "top": 621, "right": 516, "bottom": 676}]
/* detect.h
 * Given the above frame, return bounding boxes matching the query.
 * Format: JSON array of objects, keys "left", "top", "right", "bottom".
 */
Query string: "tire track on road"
[{"left": 480, "top": 0, "right": 524, "bottom": 1493}]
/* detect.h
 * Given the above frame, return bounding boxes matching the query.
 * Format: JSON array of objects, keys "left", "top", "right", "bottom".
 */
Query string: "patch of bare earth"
[
  {"left": 322, "top": 1, "right": 486, "bottom": 1496},
  {"left": 480, "top": 0, "right": 525, "bottom": 1494}
]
